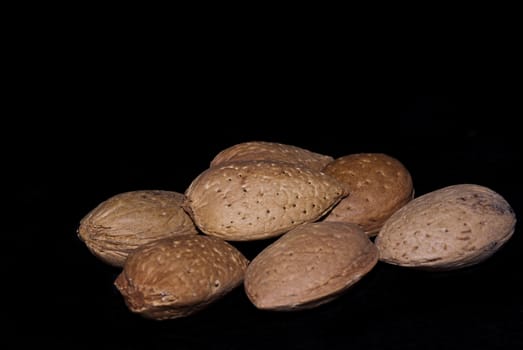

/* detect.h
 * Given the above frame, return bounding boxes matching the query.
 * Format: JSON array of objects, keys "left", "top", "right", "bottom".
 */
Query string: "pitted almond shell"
[
  {"left": 244, "top": 221, "right": 378, "bottom": 310},
  {"left": 114, "top": 235, "right": 249, "bottom": 320},
  {"left": 375, "top": 184, "right": 516, "bottom": 270},
  {"left": 184, "top": 160, "right": 349, "bottom": 241},
  {"left": 78, "top": 190, "right": 197, "bottom": 267},
  {"left": 210, "top": 141, "right": 333, "bottom": 171},
  {"left": 323, "top": 153, "right": 414, "bottom": 236}
]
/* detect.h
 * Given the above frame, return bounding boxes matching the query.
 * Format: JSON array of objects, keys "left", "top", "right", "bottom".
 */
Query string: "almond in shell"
[
  {"left": 323, "top": 153, "right": 414, "bottom": 236},
  {"left": 184, "top": 161, "right": 348, "bottom": 241},
  {"left": 114, "top": 235, "right": 249, "bottom": 320},
  {"left": 244, "top": 221, "right": 378, "bottom": 310},
  {"left": 375, "top": 184, "right": 516, "bottom": 270},
  {"left": 78, "top": 190, "right": 197, "bottom": 267},
  {"left": 210, "top": 141, "right": 333, "bottom": 171}
]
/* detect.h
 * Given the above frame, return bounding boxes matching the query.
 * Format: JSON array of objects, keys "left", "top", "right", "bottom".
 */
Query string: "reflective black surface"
[{"left": 11, "top": 95, "right": 522, "bottom": 349}]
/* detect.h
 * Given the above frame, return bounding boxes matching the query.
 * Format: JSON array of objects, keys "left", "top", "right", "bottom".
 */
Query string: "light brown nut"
[
  {"left": 244, "top": 222, "right": 378, "bottom": 310},
  {"left": 184, "top": 161, "right": 348, "bottom": 241},
  {"left": 78, "top": 190, "right": 197, "bottom": 267},
  {"left": 375, "top": 184, "right": 516, "bottom": 270},
  {"left": 323, "top": 153, "right": 414, "bottom": 236},
  {"left": 114, "top": 235, "right": 249, "bottom": 320},
  {"left": 210, "top": 141, "right": 333, "bottom": 171}
]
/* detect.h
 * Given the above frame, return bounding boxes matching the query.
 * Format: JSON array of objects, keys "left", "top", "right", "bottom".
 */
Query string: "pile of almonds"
[{"left": 77, "top": 141, "right": 516, "bottom": 320}]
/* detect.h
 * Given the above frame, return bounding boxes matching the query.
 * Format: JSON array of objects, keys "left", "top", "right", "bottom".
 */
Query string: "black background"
[{"left": 9, "top": 91, "right": 522, "bottom": 349}]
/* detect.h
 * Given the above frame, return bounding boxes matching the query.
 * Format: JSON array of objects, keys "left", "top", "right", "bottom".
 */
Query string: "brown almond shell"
[
  {"left": 184, "top": 161, "right": 349, "bottom": 241},
  {"left": 78, "top": 190, "right": 197, "bottom": 267},
  {"left": 114, "top": 235, "right": 249, "bottom": 320},
  {"left": 375, "top": 184, "right": 516, "bottom": 270},
  {"left": 210, "top": 141, "right": 333, "bottom": 171},
  {"left": 323, "top": 153, "right": 414, "bottom": 236},
  {"left": 244, "top": 221, "right": 378, "bottom": 310}
]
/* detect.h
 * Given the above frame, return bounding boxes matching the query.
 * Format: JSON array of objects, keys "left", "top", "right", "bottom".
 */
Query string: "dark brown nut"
[
  {"left": 375, "top": 184, "right": 516, "bottom": 270},
  {"left": 210, "top": 141, "right": 333, "bottom": 171},
  {"left": 184, "top": 161, "right": 348, "bottom": 241},
  {"left": 323, "top": 153, "right": 414, "bottom": 236},
  {"left": 78, "top": 190, "right": 197, "bottom": 267},
  {"left": 114, "top": 235, "right": 249, "bottom": 320},
  {"left": 244, "top": 222, "right": 378, "bottom": 310}
]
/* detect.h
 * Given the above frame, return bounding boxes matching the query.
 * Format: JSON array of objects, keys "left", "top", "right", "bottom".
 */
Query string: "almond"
[
  {"left": 375, "top": 184, "right": 516, "bottom": 270},
  {"left": 184, "top": 161, "right": 348, "bottom": 241},
  {"left": 78, "top": 190, "right": 197, "bottom": 267},
  {"left": 114, "top": 235, "right": 249, "bottom": 320},
  {"left": 210, "top": 141, "right": 333, "bottom": 171},
  {"left": 323, "top": 153, "right": 414, "bottom": 236},
  {"left": 244, "top": 222, "right": 378, "bottom": 310}
]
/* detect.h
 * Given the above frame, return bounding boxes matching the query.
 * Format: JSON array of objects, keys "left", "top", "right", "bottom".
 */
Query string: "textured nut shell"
[
  {"left": 210, "top": 141, "right": 333, "bottom": 171},
  {"left": 114, "top": 235, "right": 249, "bottom": 320},
  {"left": 375, "top": 184, "right": 516, "bottom": 270},
  {"left": 244, "top": 222, "right": 378, "bottom": 310},
  {"left": 323, "top": 153, "right": 414, "bottom": 236},
  {"left": 78, "top": 190, "right": 197, "bottom": 267},
  {"left": 184, "top": 161, "right": 348, "bottom": 241}
]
